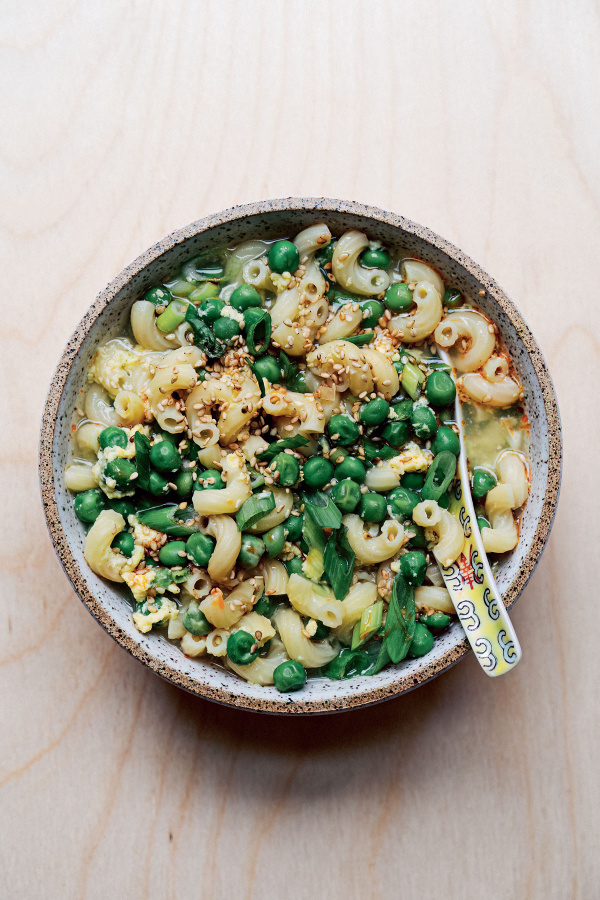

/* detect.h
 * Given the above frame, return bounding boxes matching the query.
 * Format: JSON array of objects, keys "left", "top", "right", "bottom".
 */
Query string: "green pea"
[
  {"left": 331, "top": 478, "right": 361, "bottom": 513},
  {"left": 426, "top": 370, "right": 456, "bottom": 407},
  {"left": 388, "top": 487, "right": 420, "bottom": 518},
  {"left": 401, "top": 471, "right": 425, "bottom": 490},
  {"left": 199, "top": 297, "right": 225, "bottom": 323},
  {"left": 477, "top": 515, "right": 490, "bottom": 532},
  {"left": 359, "top": 398, "right": 390, "bottom": 427},
  {"left": 254, "top": 595, "right": 281, "bottom": 617},
  {"left": 431, "top": 426, "right": 460, "bottom": 456},
  {"left": 438, "top": 492, "right": 451, "bottom": 509},
  {"left": 225, "top": 629, "right": 259, "bottom": 665},
  {"left": 385, "top": 283, "right": 413, "bottom": 312},
  {"left": 361, "top": 247, "right": 391, "bottom": 268},
  {"left": 407, "top": 623, "right": 434, "bottom": 658},
  {"left": 195, "top": 469, "right": 225, "bottom": 490},
  {"left": 230, "top": 284, "right": 262, "bottom": 311},
  {"left": 181, "top": 601, "right": 212, "bottom": 636},
  {"left": 213, "top": 317, "right": 240, "bottom": 342},
  {"left": 74, "top": 489, "right": 106, "bottom": 524},
  {"left": 334, "top": 456, "right": 366, "bottom": 483},
  {"left": 273, "top": 659, "right": 307, "bottom": 692},
  {"left": 104, "top": 458, "right": 137, "bottom": 489},
  {"left": 285, "top": 557, "right": 304, "bottom": 576},
  {"left": 108, "top": 498, "right": 136, "bottom": 520},
  {"left": 238, "top": 534, "right": 265, "bottom": 569},
  {"left": 149, "top": 470, "right": 170, "bottom": 496},
  {"left": 99, "top": 426, "right": 128, "bottom": 450},
  {"left": 422, "top": 612, "right": 451, "bottom": 630},
  {"left": 264, "top": 524, "right": 286, "bottom": 558},
  {"left": 407, "top": 522, "right": 427, "bottom": 548},
  {"left": 186, "top": 532, "right": 215, "bottom": 567},
  {"left": 149, "top": 440, "right": 181, "bottom": 474},
  {"left": 443, "top": 287, "right": 463, "bottom": 309},
  {"left": 472, "top": 469, "right": 497, "bottom": 499},
  {"left": 328, "top": 414, "right": 360, "bottom": 446},
  {"left": 174, "top": 469, "right": 194, "bottom": 499},
  {"left": 400, "top": 550, "right": 427, "bottom": 586},
  {"left": 268, "top": 240, "right": 300, "bottom": 274},
  {"left": 158, "top": 540, "right": 188, "bottom": 567},
  {"left": 360, "top": 299, "right": 385, "bottom": 328},
  {"left": 381, "top": 420, "right": 410, "bottom": 449},
  {"left": 310, "top": 620, "right": 330, "bottom": 641},
  {"left": 143, "top": 286, "right": 172, "bottom": 306},
  {"left": 271, "top": 452, "right": 300, "bottom": 487},
  {"left": 285, "top": 514, "right": 304, "bottom": 542},
  {"left": 253, "top": 355, "right": 281, "bottom": 383},
  {"left": 112, "top": 531, "right": 135, "bottom": 557},
  {"left": 303, "top": 457, "right": 334, "bottom": 489},
  {"left": 410, "top": 405, "right": 438, "bottom": 440},
  {"left": 189, "top": 282, "right": 219, "bottom": 303},
  {"left": 392, "top": 398, "right": 414, "bottom": 420},
  {"left": 359, "top": 492, "right": 387, "bottom": 523}
]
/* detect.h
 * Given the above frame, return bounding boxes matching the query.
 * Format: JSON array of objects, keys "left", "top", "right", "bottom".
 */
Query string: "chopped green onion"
[
  {"left": 401, "top": 360, "right": 426, "bottom": 399},
  {"left": 257, "top": 435, "right": 308, "bottom": 462},
  {"left": 236, "top": 492, "right": 276, "bottom": 531},
  {"left": 302, "top": 493, "right": 342, "bottom": 530},
  {"left": 137, "top": 504, "right": 200, "bottom": 537},
  {"left": 345, "top": 331, "right": 376, "bottom": 346},
  {"left": 323, "top": 526, "right": 355, "bottom": 600},
  {"left": 421, "top": 451, "right": 457, "bottom": 501},
  {"left": 244, "top": 308, "right": 272, "bottom": 356},
  {"left": 351, "top": 601, "right": 384, "bottom": 650},
  {"left": 152, "top": 567, "right": 190, "bottom": 591},
  {"left": 246, "top": 360, "right": 266, "bottom": 397},
  {"left": 302, "top": 507, "right": 326, "bottom": 580},
  {"left": 363, "top": 438, "right": 401, "bottom": 461},
  {"left": 156, "top": 299, "right": 188, "bottom": 333},
  {"left": 279, "top": 350, "right": 299, "bottom": 385}
]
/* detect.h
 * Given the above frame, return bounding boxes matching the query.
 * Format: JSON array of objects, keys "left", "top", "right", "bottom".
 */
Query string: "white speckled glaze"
[{"left": 40, "top": 199, "right": 561, "bottom": 714}]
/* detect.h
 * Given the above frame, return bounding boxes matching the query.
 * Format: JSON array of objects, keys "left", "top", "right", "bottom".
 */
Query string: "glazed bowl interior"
[{"left": 40, "top": 199, "right": 561, "bottom": 714}]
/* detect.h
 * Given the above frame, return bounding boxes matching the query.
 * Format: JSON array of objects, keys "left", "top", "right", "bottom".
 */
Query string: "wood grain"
[{"left": 1, "top": 1, "right": 598, "bottom": 897}]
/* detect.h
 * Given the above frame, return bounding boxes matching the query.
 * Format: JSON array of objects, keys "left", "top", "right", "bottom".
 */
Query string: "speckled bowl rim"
[{"left": 39, "top": 198, "right": 562, "bottom": 715}]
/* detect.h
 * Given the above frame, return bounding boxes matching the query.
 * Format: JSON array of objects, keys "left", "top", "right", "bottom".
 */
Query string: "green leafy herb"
[
  {"left": 257, "top": 435, "right": 308, "bottom": 462},
  {"left": 302, "top": 493, "right": 343, "bottom": 530},
  {"left": 324, "top": 642, "right": 383, "bottom": 679},
  {"left": 236, "top": 491, "right": 276, "bottom": 531},
  {"left": 324, "top": 526, "right": 355, "bottom": 599},
  {"left": 185, "top": 305, "right": 226, "bottom": 358},
  {"left": 134, "top": 431, "right": 151, "bottom": 490},
  {"left": 383, "top": 572, "right": 416, "bottom": 663},
  {"left": 244, "top": 308, "right": 272, "bottom": 356}
]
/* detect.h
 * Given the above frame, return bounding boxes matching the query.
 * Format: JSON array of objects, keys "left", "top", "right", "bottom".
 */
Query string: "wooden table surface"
[{"left": 2, "top": 2, "right": 598, "bottom": 898}]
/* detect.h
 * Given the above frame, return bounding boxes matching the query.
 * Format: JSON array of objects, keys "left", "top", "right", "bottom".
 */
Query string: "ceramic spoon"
[{"left": 432, "top": 348, "right": 522, "bottom": 676}]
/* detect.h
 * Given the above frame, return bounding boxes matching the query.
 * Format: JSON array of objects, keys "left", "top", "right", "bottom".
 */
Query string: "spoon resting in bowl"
[{"left": 431, "top": 347, "right": 522, "bottom": 676}]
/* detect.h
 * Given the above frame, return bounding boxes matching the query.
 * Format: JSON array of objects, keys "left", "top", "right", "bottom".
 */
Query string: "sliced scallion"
[
  {"left": 236, "top": 492, "right": 276, "bottom": 531},
  {"left": 156, "top": 299, "right": 189, "bottom": 333},
  {"left": 401, "top": 361, "right": 426, "bottom": 399}
]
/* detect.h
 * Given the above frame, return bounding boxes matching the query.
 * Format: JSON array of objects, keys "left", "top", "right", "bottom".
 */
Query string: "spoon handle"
[{"left": 436, "top": 350, "right": 521, "bottom": 676}]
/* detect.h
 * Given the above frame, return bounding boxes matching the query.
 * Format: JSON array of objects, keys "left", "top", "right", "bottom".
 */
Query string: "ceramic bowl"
[{"left": 40, "top": 198, "right": 562, "bottom": 714}]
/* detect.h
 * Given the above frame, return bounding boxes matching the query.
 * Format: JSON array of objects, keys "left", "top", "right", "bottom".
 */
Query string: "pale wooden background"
[{"left": 2, "top": 1, "right": 598, "bottom": 898}]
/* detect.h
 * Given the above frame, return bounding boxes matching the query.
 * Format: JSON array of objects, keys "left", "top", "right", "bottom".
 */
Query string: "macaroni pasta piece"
[
  {"left": 274, "top": 608, "right": 338, "bottom": 668},
  {"left": 343, "top": 515, "right": 406, "bottom": 564},
  {"left": 412, "top": 500, "right": 464, "bottom": 567},
  {"left": 332, "top": 230, "right": 390, "bottom": 295},
  {"left": 286, "top": 574, "right": 345, "bottom": 627}
]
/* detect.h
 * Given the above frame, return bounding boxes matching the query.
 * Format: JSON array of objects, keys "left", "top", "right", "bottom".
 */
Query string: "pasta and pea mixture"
[{"left": 66, "top": 225, "right": 530, "bottom": 692}]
